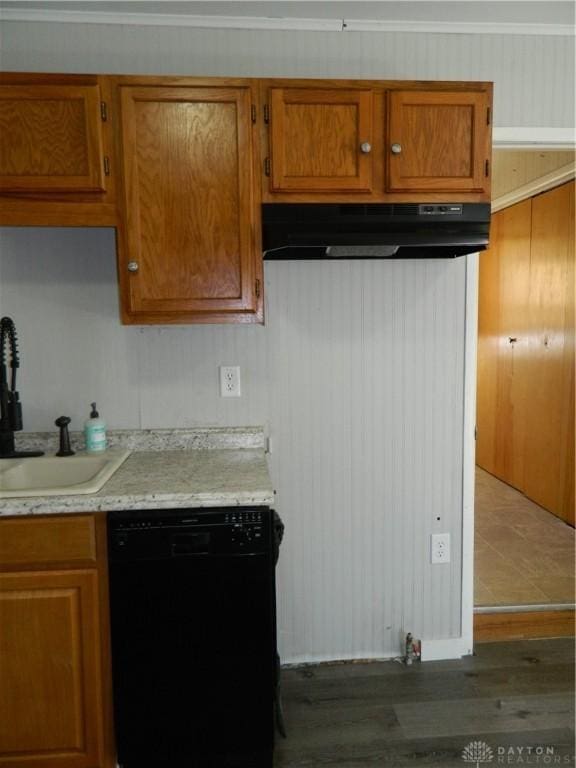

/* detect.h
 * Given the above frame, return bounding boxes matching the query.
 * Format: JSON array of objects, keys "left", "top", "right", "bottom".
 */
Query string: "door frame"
[
  {"left": 463, "top": 130, "right": 575, "bottom": 651},
  {"left": 462, "top": 250, "right": 479, "bottom": 656}
]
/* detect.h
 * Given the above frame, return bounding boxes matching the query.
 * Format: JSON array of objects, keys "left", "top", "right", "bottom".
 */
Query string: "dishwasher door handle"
[{"left": 171, "top": 532, "right": 211, "bottom": 556}]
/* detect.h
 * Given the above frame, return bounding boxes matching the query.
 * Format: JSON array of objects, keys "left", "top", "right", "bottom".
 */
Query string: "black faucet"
[{"left": 0, "top": 317, "right": 44, "bottom": 458}]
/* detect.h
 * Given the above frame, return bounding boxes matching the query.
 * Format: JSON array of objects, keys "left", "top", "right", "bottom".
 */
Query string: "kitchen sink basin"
[{"left": 0, "top": 449, "right": 131, "bottom": 498}]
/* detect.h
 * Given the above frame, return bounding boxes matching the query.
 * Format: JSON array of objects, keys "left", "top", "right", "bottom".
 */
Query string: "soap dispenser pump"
[{"left": 84, "top": 402, "right": 107, "bottom": 453}]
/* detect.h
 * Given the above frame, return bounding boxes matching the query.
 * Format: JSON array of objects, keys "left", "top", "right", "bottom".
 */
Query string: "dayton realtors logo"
[
  {"left": 462, "top": 741, "right": 494, "bottom": 766},
  {"left": 462, "top": 741, "right": 574, "bottom": 765}
]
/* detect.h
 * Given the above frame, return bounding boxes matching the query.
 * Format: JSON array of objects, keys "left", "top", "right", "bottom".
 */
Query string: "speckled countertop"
[{"left": 0, "top": 428, "right": 275, "bottom": 516}]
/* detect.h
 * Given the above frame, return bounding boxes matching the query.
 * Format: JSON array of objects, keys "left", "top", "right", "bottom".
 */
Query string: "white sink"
[{"left": 0, "top": 449, "right": 131, "bottom": 498}]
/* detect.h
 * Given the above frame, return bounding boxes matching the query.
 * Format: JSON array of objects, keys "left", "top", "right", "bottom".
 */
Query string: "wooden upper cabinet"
[
  {"left": 268, "top": 87, "right": 374, "bottom": 193},
  {"left": 117, "top": 83, "right": 262, "bottom": 324},
  {"left": 0, "top": 83, "right": 107, "bottom": 193},
  {"left": 387, "top": 89, "right": 492, "bottom": 195}
]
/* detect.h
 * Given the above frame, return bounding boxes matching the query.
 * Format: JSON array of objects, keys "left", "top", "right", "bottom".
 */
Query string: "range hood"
[{"left": 262, "top": 203, "right": 490, "bottom": 260}]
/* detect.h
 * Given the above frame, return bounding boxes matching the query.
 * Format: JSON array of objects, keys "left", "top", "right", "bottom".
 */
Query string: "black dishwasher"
[{"left": 107, "top": 506, "right": 277, "bottom": 768}]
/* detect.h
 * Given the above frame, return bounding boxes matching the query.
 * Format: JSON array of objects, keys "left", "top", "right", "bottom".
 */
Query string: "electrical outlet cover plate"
[
  {"left": 431, "top": 533, "right": 451, "bottom": 564},
  {"left": 219, "top": 366, "right": 241, "bottom": 397}
]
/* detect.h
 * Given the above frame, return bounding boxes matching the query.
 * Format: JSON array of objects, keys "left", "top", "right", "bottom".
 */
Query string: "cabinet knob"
[
  {"left": 391, "top": 143, "right": 403, "bottom": 155},
  {"left": 508, "top": 337, "right": 518, "bottom": 344},
  {"left": 360, "top": 142, "right": 372, "bottom": 154},
  {"left": 127, "top": 261, "right": 139, "bottom": 273}
]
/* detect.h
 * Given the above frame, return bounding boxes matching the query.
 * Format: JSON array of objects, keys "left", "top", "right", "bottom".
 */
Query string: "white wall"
[
  {"left": 0, "top": 228, "right": 268, "bottom": 432},
  {"left": 0, "top": 227, "right": 467, "bottom": 662},
  {"left": 1, "top": 20, "right": 572, "bottom": 663}
]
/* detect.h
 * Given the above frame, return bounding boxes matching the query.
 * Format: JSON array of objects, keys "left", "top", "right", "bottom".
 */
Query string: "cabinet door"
[
  {"left": 387, "top": 90, "right": 491, "bottom": 194},
  {"left": 118, "top": 85, "right": 261, "bottom": 323},
  {"left": 0, "top": 84, "right": 107, "bottom": 193},
  {"left": 268, "top": 87, "right": 374, "bottom": 193},
  {"left": 0, "top": 569, "right": 104, "bottom": 768}
]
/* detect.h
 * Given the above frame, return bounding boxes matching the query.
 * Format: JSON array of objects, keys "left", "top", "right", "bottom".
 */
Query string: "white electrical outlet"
[
  {"left": 219, "top": 366, "right": 241, "bottom": 397},
  {"left": 431, "top": 533, "right": 451, "bottom": 564}
]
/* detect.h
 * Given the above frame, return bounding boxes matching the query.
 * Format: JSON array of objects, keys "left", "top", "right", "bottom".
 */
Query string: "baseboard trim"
[
  {"left": 474, "top": 609, "right": 575, "bottom": 642},
  {"left": 421, "top": 637, "right": 473, "bottom": 661}
]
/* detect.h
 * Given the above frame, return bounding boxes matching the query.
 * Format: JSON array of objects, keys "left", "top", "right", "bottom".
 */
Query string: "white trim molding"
[
  {"left": 0, "top": 9, "right": 573, "bottom": 36},
  {"left": 343, "top": 19, "right": 574, "bottom": 37},
  {"left": 460, "top": 252, "right": 479, "bottom": 660},
  {"left": 0, "top": 9, "right": 344, "bottom": 31},
  {"left": 475, "top": 604, "right": 575, "bottom": 614},
  {"left": 420, "top": 637, "right": 472, "bottom": 662},
  {"left": 493, "top": 127, "right": 576, "bottom": 149},
  {"left": 492, "top": 161, "right": 576, "bottom": 212},
  {"left": 418, "top": 252, "right": 479, "bottom": 665}
]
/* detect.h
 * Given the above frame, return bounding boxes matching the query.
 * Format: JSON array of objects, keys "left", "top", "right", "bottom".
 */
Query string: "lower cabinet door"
[{"left": 0, "top": 569, "right": 104, "bottom": 768}]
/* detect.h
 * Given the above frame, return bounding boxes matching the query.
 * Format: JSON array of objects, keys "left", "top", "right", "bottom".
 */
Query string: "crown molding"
[
  {"left": 0, "top": 8, "right": 573, "bottom": 36},
  {"left": 343, "top": 19, "right": 574, "bottom": 36},
  {"left": 0, "top": 9, "right": 343, "bottom": 30}
]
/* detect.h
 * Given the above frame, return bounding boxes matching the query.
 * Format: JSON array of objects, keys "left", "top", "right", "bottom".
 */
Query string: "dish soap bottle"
[{"left": 84, "top": 402, "right": 107, "bottom": 453}]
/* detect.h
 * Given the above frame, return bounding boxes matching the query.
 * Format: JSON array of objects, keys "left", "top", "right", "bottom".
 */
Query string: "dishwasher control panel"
[{"left": 108, "top": 506, "right": 272, "bottom": 560}]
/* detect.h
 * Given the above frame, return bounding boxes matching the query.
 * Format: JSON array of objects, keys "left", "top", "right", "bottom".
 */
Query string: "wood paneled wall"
[
  {"left": 524, "top": 183, "right": 575, "bottom": 521},
  {"left": 477, "top": 181, "right": 575, "bottom": 525}
]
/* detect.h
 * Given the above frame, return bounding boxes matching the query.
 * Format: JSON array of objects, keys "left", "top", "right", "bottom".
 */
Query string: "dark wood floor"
[{"left": 274, "top": 639, "right": 575, "bottom": 767}]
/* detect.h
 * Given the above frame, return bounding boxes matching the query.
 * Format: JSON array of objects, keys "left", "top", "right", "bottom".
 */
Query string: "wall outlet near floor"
[
  {"left": 431, "top": 533, "right": 451, "bottom": 564},
  {"left": 219, "top": 366, "right": 241, "bottom": 397}
]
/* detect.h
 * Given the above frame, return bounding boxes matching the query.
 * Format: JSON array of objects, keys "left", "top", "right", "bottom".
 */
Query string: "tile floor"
[{"left": 475, "top": 467, "right": 575, "bottom": 607}]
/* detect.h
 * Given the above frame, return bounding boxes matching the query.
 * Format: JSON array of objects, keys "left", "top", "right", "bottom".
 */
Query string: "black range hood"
[{"left": 262, "top": 202, "right": 490, "bottom": 260}]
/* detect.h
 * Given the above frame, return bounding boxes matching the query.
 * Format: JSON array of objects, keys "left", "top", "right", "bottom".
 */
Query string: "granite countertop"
[{"left": 0, "top": 428, "right": 275, "bottom": 516}]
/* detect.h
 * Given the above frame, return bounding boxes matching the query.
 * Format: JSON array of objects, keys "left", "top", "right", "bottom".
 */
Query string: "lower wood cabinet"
[{"left": 0, "top": 515, "right": 115, "bottom": 768}]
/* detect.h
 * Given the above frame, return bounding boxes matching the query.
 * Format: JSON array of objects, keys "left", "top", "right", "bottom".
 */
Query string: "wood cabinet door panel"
[
  {"left": 120, "top": 86, "right": 258, "bottom": 318},
  {"left": 269, "top": 88, "right": 373, "bottom": 192},
  {"left": 0, "top": 570, "right": 102, "bottom": 768},
  {"left": 0, "top": 85, "right": 106, "bottom": 193},
  {"left": 387, "top": 90, "right": 490, "bottom": 193}
]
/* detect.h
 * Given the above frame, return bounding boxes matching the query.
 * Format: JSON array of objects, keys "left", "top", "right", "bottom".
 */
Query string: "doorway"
[{"left": 474, "top": 149, "right": 575, "bottom": 639}]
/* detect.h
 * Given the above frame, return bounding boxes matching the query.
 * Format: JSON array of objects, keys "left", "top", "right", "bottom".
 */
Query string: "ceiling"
[{"left": 0, "top": 1, "right": 574, "bottom": 27}]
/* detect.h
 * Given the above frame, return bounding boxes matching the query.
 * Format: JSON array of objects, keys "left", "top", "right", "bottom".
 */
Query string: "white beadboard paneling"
[
  {"left": 137, "top": 325, "right": 268, "bottom": 429},
  {"left": 1, "top": 19, "right": 550, "bottom": 662},
  {"left": 0, "top": 227, "right": 142, "bottom": 432},
  {"left": 0, "top": 227, "right": 269, "bottom": 432},
  {"left": 1, "top": 21, "right": 574, "bottom": 128},
  {"left": 265, "top": 259, "right": 466, "bottom": 662},
  {"left": 0, "top": 245, "right": 469, "bottom": 663},
  {"left": 0, "top": 227, "right": 479, "bottom": 662}
]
